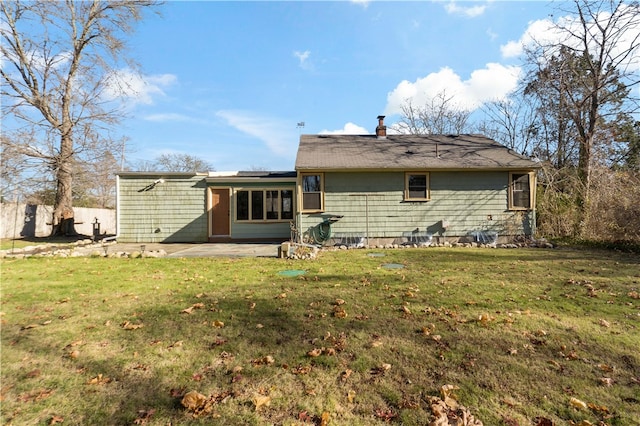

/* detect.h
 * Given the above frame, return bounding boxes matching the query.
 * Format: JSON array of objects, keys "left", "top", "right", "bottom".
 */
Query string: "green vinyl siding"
[
  {"left": 210, "top": 181, "right": 295, "bottom": 241},
  {"left": 118, "top": 176, "right": 208, "bottom": 243},
  {"left": 299, "top": 171, "right": 534, "bottom": 240}
]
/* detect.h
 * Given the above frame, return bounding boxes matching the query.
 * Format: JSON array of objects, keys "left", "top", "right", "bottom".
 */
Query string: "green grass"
[{"left": 1, "top": 248, "right": 639, "bottom": 425}]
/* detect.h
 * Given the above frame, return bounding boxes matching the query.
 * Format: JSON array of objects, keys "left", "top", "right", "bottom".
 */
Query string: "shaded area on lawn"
[{"left": 2, "top": 248, "right": 639, "bottom": 425}]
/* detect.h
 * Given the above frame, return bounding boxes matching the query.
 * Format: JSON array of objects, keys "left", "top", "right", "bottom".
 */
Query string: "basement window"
[
  {"left": 509, "top": 172, "right": 532, "bottom": 210},
  {"left": 404, "top": 173, "right": 430, "bottom": 201}
]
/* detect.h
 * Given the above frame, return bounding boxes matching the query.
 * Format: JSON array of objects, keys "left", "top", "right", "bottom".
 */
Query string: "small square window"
[{"left": 405, "top": 173, "right": 430, "bottom": 201}]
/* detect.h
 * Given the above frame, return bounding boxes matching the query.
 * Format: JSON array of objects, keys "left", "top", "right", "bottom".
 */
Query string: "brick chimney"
[{"left": 376, "top": 115, "right": 387, "bottom": 138}]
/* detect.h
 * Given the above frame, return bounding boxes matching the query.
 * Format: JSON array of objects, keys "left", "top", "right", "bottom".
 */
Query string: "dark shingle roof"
[{"left": 295, "top": 134, "right": 539, "bottom": 170}]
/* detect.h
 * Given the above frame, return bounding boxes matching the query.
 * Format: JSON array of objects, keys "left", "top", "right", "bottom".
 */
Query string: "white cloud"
[
  {"left": 501, "top": 5, "right": 640, "bottom": 72},
  {"left": 486, "top": 27, "right": 498, "bottom": 41},
  {"left": 444, "top": 1, "right": 487, "bottom": 18},
  {"left": 384, "top": 63, "right": 521, "bottom": 114},
  {"left": 319, "top": 122, "right": 369, "bottom": 135},
  {"left": 143, "top": 113, "right": 201, "bottom": 123},
  {"left": 102, "top": 68, "right": 177, "bottom": 105},
  {"left": 293, "top": 50, "right": 312, "bottom": 70},
  {"left": 216, "top": 110, "right": 298, "bottom": 157},
  {"left": 350, "top": 0, "right": 370, "bottom": 8},
  {"left": 500, "top": 18, "right": 556, "bottom": 58}
]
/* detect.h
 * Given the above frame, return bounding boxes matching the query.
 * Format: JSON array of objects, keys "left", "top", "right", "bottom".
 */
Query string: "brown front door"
[{"left": 210, "top": 188, "right": 230, "bottom": 237}]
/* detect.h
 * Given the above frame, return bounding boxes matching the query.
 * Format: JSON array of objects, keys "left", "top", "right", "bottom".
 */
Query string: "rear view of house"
[
  {"left": 116, "top": 116, "right": 539, "bottom": 244},
  {"left": 295, "top": 116, "right": 540, "bottom": 246}
]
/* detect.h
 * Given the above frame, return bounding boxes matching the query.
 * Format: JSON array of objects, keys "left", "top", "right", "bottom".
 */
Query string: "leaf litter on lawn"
[{"left": 1, "top": 249, "right": 639, "bottom": 425}]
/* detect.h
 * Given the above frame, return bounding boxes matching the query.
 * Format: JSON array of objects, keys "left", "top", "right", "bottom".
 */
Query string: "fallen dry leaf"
[
  {"left": 587, "top": 402, "right": 610, "bottom": 414},
  {"left": 375, "top": 408, "right": 397, "bottom": 422},
  {"left": 598, "top": 363, "right": 614, "bottom": 373},
  {"left": 569, "top": 397, "right": 587, "bottom": 410},
  {"left": 21, "top": 324, "right": 40, "bottom": 330},
  {"left": 292, "top": 365, "right": 312, "bottom": 375},
  {"left": 478, "top": 313, "right": 494, "bottom": 325},
  {"left": 252, "top": 355, "right": 275, "bottom": 366},
  {"left": 441, "top": 384, "right": 460, "bottom": 410},
  {"left": 598, "top": 319, "right": 611, "bottom": 328},
  {"left": 428, "top": 388, "right": 483, "bottom": 426},
  {"left": 49, "top": 415, "right": 64, "bottom": 425},
  {"left": 320, "top": 411, "right": 330, "bottom": 426},
  {"left": 307, "top": 348, "right": 322, "bottom": 357},
  {"left": 133, "top": 409, "right": 156, "bottom": 425},
  {"left": 87, "top": 374, "right": 111, "bottom": 385},
  {"left": 333, "top": 306, "right": 348, "bottom": 318},
  {"left": 212, "top": 320, "right": 224, "bottom": 328},
  {"left": 181, "top": 390, "right": 206, "bottom": 411},
  {"left": 341, "top": 369, "right": 353, "bottom": 382},
  {"left": 17, "top": 388, "right": 54, "bottom": 403},
  {"left": 121, "top": 321, "right": 143, "bottom": 330},
  {"left": 599, "top": 377, "right": 613, "bottom": 387},
  {"left": 252, "top": 395, "right": 271, "bottom": 410},
  {"left": 26, "top": 369, "right": 41, "bottom": 378}
]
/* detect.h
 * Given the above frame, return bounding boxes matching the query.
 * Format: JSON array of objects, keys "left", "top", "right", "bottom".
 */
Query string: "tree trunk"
[
  {"left": 576, "top": 130, "right": 593, "bottom": 238},
  {"left": 51, "top": 133, "right": 77, "bottom": 237}
]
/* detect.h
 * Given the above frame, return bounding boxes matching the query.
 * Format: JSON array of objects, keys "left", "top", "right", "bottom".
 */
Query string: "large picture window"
[
  {"left": 301, "top": 174, "right": 323, "bottom": 211},
  {"left": 404, "top": 173, "right": 430, "bottom": 201},
  {"left": 509, "top": 172, "right": 532, "bottom": 210},
  {"left": 236, "top": 188, "right": 295, "bottom": 221}
]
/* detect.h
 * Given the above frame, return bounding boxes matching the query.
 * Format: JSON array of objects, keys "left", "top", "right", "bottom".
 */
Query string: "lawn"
[{"left": 1, "top": 247, "right": 639, "bottom": 425}]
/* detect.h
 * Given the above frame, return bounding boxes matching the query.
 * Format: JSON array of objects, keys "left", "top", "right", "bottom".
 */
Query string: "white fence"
[{"left": 0, "top": 203, "right": 116, "bottom": 238}]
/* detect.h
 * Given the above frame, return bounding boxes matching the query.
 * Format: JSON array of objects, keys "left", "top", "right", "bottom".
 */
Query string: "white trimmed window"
[{"left": 404, "top": 173, "right": 430, "bottom": 201}]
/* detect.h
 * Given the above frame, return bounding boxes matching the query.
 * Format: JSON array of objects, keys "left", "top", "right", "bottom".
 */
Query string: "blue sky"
[{"left": 116, "top": 0, "right": 556, "bottom": 171}]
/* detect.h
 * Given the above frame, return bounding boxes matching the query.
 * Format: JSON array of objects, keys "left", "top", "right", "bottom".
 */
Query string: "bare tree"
[
  {"left": 477, "top": 94, "right": 537, "bottom": 156},
  {"left": 525, "top": 0, "right": 640, "bottom": 231},
  {"left": 128, "top": 153, "right": 214, "bottom": 173},
  {"left": 391, "top": 91, "right": 471, "bottom": 135},
  {"left": 1, "top": 0, "right": 159, "bottom": 235},
  {"left": 153, "top": 153, "right": 214, "bottom": 173}
]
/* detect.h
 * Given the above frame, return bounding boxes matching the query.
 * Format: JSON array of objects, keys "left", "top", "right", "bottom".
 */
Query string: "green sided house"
[
  {"left": 116, "top": 116, "right": 539, "bottom": 244},
  {"left": 116, "top": 171, "right": 297, "bottom": 243}
]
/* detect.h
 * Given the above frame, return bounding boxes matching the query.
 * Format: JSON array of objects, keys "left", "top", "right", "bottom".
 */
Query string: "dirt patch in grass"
[{"left": 1, "top": 248, "right": 639, "bottom": 425}]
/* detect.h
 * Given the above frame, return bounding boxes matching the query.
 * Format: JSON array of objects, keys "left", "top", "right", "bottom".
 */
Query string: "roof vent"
[{"left": 376, "top": 115, "right": 387, "bottom": 139}]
